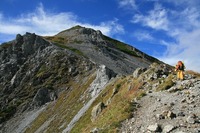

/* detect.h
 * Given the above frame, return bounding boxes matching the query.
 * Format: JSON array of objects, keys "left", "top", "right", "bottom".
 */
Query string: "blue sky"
[{"left": 0, "top": 0, "right": 200, "bottom": 72}]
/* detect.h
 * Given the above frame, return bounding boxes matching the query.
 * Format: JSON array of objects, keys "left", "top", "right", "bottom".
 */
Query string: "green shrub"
[{"left": 103, "top": 36, "right": 140, "bottom": 57}]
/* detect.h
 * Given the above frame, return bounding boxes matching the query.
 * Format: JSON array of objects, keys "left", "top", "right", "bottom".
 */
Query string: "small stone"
[
  {"left": 147, "top": 123, "right": 161, "bottom": 132},
  {"left": 90, "top": 127, "right": 99, "bottom": 133},
  {"left": 177, "top": 112, "right": 185, "bottom": 117},
  {"left": 130, "top": 118, "right": 135, "bottom": 124},
  {"left": 181, "top": 98, "right": 186, "bottom": 103},
  {"left": 169, "top": 102, "right": 175, "bottom": 106},
  {"left": 167, "top": 111, "right": 176, "bottom": 119},
  {"left": 163, "top": 124, "right": 175, "bottom": 133},
  {"left": 147, "top": 90, "right": 152, "bottom": 93},
  {"left": 156, "top": 114, "right": 164, "bottom": 120},
  {"left": 186, "top": 114, "right": 196, "bottom": 124},
  {"left": 157, "top": 98, "right": 161, "bottom": 102}
]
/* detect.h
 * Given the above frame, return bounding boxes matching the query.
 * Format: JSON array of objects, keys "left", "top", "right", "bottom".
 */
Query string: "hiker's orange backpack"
[{"left": 177, "top": 61, "right": 185, "bottom": 71}]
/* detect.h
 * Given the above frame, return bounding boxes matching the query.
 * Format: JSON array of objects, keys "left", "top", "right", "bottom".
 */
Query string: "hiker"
[{"left": 175, "top": 61, "right": 185, "bottom": 80}]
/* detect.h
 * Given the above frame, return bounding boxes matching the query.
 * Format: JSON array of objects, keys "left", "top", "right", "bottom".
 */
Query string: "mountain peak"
[
  {"left": 43, "top": 25, "right": 161, "bottom": 75},
  {"left": 56, "top": 25, "right": 103, "bottom": 38},
  {"left": 0, "top": 25, "right": 199, "bottom": 133}
]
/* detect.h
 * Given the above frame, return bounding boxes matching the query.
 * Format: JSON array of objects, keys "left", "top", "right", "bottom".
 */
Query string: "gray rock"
[
  {"left": 177, "top": 112, "right": 185, "bottom": 117},
  {"left": 91, "top": 102, "right": 105, "bottom": 122},
  {"left": 147, "top": 123, "right": 161, "bottom": 132},
  {"left": 32, "top": 88, "right": 51, "bottom": 107},
  {"left": 133, "top": 67, "right": 146, "bottom": 78},
  {"left": 163, "top": 124, "right": 175, "bottom": 133},
  {"left": 105, "top": 98, "right": 112, "bottom": 105},
  {"left": 186, "top": 114, "right": 196, "bottom": 124},
  {"left": 49, "top": 91, "right": 58, "bottom": 101},
  {"left": 156, "top": 114, "right": 164, "bottom": 120},
  {"left": 89, "top": 65, "right": 116, "bottom": 97},
  {"left": 112, "top": 87, "right": 119, "bottom": 96},
  {"left": 90, "top": 127, "right": 99, "bottom": 133},
  {"left": 167, "top": 111, "right": 176, "bottom": 119}
]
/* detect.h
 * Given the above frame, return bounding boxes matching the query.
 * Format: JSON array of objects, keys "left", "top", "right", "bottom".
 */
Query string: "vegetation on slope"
[
  {"left": 71, "top": 76, "right": 146, "bottom": 133},
  {"left": 103, "top": 36, "right": 141, "bottom": 58},
  {"left": 24, "top": 72, "right": 96, "bottom": 133},
  {"left": 24, "top": 73, "right": 147, "bottom": 133},
  {"left": 44, "top": 36, "right": 84, "bottom": 56}
]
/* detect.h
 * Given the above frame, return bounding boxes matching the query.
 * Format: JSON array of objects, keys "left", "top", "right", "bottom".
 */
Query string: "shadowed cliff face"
[{"left": 0, "top": 32, "right": 95, "bottom": 125}]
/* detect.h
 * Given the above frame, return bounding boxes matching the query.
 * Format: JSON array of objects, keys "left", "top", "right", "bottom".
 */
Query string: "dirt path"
[{"left": 121, "top": 79, "right": 200, "bottom": 133}]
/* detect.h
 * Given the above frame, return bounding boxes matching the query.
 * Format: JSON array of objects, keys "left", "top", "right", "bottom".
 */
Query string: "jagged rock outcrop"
[
  {"left": 62, "top": 65, "right": 116, "bottom": 133},
  {"left": 0, "top": 32, "right": 95, "bottom": 126},
  {"left": 89, "top": 65, "right": 117, "bottom": 97}
]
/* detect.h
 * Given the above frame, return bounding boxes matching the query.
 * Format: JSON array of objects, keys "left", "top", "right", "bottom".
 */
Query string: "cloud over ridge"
[{"left": 0, "top": 3, "right": 124, "bottom": 41}]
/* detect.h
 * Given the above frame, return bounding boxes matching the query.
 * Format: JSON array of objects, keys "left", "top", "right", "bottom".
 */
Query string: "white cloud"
[
  {"left": 180, "top": 8, "right": 200, "bottom": 30},
  {"left": 166, "top": 0, "right": 200, "bottom": 7},
  {"left": 130, "top": 2, "right": 200, "bottom": 72},
  {"left": 99, "top": 19, "right": 125, "bottom": 35},
  {"left": 161, "top": 5, "right": 200, "bottom": 72},
  {"left": 0, "top": 4, "right": 78, "bottom": 36},
  {"left": 118, "top": 0, "right": 137, "bottom": 10},
  {"left": 133, "top": 30, "right": 154, "bottom": 41},
  {"left": 160, "top": 28, "right": 200, "bottom": 72},
  {"left": 132, "top": 3, "right": 169, "bottom": 31},
  {"left": 0, "top": 3, "right": 124, "bottom": 38}
]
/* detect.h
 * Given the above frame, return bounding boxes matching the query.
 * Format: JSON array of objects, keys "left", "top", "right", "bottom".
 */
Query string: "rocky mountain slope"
[
  {"left": 121, "top": 64, "right": 200, "bottom": 133},
  {"left": 0, "top": 26, "right": 199, "bottom": 133},
  {"left": 46, "top": 25, "right": 160, "bottom": 75}
]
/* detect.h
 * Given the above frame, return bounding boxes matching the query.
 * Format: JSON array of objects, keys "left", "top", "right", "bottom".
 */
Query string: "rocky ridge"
[
  {"left": 0, "top": 31, "right": 95, "bottom": 126},
  {"left": 121, "top": 64, "right": 200, "bottom": 133},
  {"left": 51, "top": 25, "right": 160, "bottom": 75},
  {"left": 0, "top": 26, "right": 159, "bottom": 132},
  {"left": 0, "top": 26, "right": 199, "bottom": 133}
]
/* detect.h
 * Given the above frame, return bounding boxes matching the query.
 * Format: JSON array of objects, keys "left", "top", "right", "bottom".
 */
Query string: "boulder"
[
  {"left": 32, "top": 88, "right": 52, "bottom": 107},
  {"left": 89, "top": 65, "right": 117, "bottom": 97},
  {"left": 163, "top": 124, "right": 175, "bottom": 133},
  {"left": 133, "top": 67, "right": 146, "bottom": 78},
  {"left": 91, "top": 102, "right": 105, "bottom": 122},
  {"left": 147, "top": 123, "right": 161, "bottom": 132}
]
